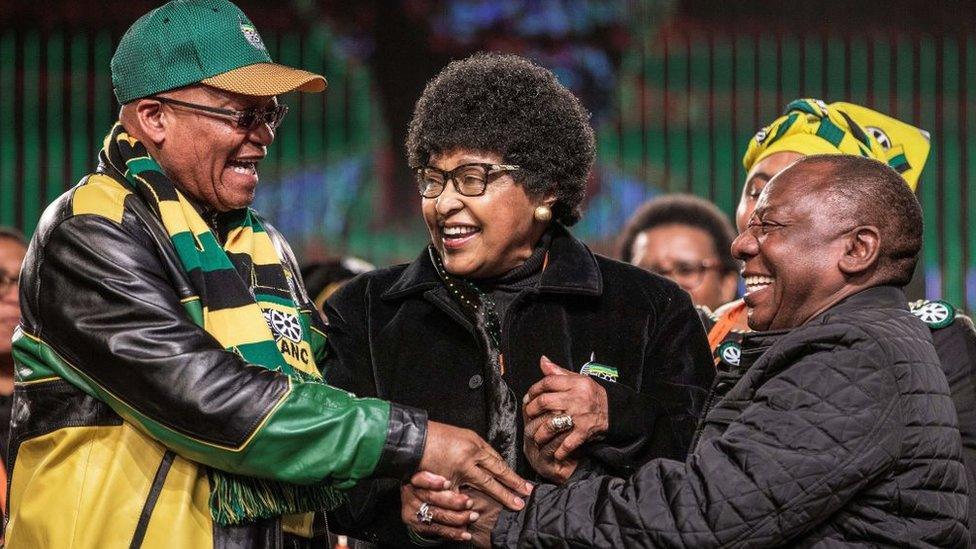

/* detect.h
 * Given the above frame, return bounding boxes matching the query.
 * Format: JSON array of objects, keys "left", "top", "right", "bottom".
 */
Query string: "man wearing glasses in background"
[
  {"left": 618, "top": 193, "right": 740, "bottom": 313},
  {"left": 4, "top": 1, "right": 529, "bottom": 547}
]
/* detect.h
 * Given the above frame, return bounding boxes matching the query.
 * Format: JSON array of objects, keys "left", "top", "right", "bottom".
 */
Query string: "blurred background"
[{"left": 0, "top": 0, "right": 974, "bottom": 309}]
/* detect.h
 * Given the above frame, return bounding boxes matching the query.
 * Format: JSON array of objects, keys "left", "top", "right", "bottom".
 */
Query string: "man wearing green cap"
[{"left": 5, "top": 1, "right": 529, "bottom": 547}]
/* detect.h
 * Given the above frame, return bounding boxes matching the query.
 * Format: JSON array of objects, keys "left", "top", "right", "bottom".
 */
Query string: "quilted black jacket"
[{"left": 493, "top": 286, "right": 969, "bottom": 547}]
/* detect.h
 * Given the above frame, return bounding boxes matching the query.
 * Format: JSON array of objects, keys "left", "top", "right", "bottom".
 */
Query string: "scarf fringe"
[{"left": 209, "top": 469, "right": 344, "bottom": 526}]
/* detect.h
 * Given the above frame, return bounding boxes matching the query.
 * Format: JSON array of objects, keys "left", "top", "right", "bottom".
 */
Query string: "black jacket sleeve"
[
  {"left": 933, "top": 315, "right": 976, "bottom": 541},
  {"left": 591, "top": 283, "right": 714, "bottom": 472},
  {"left": 494, "top": 325, "right": 902, "bottom": 548}
]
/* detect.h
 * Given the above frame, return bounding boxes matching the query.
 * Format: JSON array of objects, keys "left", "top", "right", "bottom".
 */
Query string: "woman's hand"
[
  {"left": 401, "top": 471, "right": 477, "bottom": 543},
  {"left": 522, "top": 423, "right": 578, "bottom": 483},
  {"left": 523, "top": 356, "right": 610, "bottom": 461},
  {"left": 400, "top": 471, "right": 504, "bottom": 547}
]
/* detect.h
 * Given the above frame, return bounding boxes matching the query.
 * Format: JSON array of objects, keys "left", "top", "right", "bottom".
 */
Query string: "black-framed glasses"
[
  {"left": 650, "top": 259, "right": 722, "bottom": 290},
  {"left": 414, "top": 163, "right": 521, "bottom": 198},
  {"left": 147, "top": 96, "right": 288, "bottom": 131}
]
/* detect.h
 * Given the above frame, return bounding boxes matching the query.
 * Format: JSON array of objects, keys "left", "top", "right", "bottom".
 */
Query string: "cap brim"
[{"left": 201, "top": 62, "right": 327, "bottom": 96}]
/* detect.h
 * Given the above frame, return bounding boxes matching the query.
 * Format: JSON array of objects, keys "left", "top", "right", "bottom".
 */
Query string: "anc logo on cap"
[{"left": 240, "top": 18, "right": 267, "bottom": 51}]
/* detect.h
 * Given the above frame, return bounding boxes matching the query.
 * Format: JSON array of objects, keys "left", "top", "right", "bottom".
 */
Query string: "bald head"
[{"left": 788, "top": 154, "right": 922, "bottom": 286}]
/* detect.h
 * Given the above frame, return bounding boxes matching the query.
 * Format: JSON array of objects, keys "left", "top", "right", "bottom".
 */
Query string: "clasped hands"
[{"left": 402, "top": 356, "right": 609, "bottom": 546}]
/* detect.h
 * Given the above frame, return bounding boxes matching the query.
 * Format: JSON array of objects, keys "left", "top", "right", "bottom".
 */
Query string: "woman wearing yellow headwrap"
[{"left": 703, "top": 98, "right": 976, "bottom": 544}]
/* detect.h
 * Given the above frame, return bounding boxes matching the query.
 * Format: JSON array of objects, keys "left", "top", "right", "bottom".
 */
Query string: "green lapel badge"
[
  {"left": 910, "top": 299, "right": 955, "bottom": 330},
  {"left": 579, "top": 353, "right": 619, "bottom": 383},
  {"left": 718, "top": 341, "right": 742, "bottom": 367}
]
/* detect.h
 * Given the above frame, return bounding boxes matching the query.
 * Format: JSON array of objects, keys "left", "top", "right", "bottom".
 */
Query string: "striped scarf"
[{"left": 100, "top": 122, "right": 341, "bottom": 525}]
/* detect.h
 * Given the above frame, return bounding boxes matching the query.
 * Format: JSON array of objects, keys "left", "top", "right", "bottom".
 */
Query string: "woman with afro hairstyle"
[{"left": 323, "top": 52, "right": 713, "bottom": 547}]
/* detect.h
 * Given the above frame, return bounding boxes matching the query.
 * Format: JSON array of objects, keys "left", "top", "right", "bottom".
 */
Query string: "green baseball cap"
[{"left": 111, "top": 0, "right": 326, "bottom": 104}]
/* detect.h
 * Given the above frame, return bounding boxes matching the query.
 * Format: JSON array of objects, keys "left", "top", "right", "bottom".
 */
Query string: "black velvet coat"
[{"left": 322, "top": 226, "right": 714, "bottom": 546}]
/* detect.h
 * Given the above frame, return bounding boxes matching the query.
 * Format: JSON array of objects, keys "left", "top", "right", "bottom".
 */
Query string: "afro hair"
[{"left": 406, "top": 52, "right": 596, "bottom": 226}]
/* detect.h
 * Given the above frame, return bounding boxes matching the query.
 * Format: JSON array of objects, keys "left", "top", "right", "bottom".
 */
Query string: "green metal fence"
[{"left": 0, "top": 27, "right": 973, "bottom": 309}]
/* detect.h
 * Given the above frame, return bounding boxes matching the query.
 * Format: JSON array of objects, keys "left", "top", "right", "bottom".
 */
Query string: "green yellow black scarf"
[{"left": 100, "top": 122, "right": 340, "bottom": 525}]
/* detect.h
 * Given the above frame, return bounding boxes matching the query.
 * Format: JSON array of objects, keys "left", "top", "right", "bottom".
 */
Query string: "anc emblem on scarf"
[{"left": 579, "top": 353, "right": 618, "bottom": 383}]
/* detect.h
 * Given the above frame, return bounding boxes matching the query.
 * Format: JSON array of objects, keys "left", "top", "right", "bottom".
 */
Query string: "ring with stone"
[
  {"left": 548, "top": 414, "right": 574, "bottom": 433},
  {"left": 416, "top": 501, "right": 434, "bottom": 525}
]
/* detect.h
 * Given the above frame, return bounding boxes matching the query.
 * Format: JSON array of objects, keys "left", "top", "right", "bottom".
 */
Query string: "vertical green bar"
[
  {"left": 620, "top": 52, "right": 641, "bottom": 176},
  {"left": 780, "top": 35, "right": 801, "bottom": 113},
  {"left": 712, "top": 35, "right": 735, "bottom": 214},
  {"left": 277, "top": 33, "right": 301, "bottom": 170},
  {"left": 967, "top": 37, "right": 976, "bottom": 310},
  {"left": 918, "top": 36, "right": 940, "bottom": 299},
  {"left": 46, "top": 32, "right": 65, "bottom": 204},
  {"left": 70, "top": 33, "right": 89, "bottom": 186},
  {"left": 325, "top": 54, "right": 346, "bottom": 157},
  {"left": 301, "top": 31, "right": 324, "bottom": 164},
  {"left": 261, "top": 31, "right": 279, "bottom": 179},
  {"left": 757, "top": 36, "right": 778, "bottom": 125},
  {"left": 871, "top": 38, "right": 891, "bottom": 111},
  {"left": 0, "top": 33, "right": 16, "bottom": 226},
  {"left": 941, "top": 38, "right": 962, "bottom": 305},
  {"left": 734, "top": 34, "right": 755, "bottom": 198},
  {"left": 92, "top": 31, "right": 112, "bottom": 151},
  {"left": 22, "top": 31, "right": 41, "bottom": 234},
  {"left": 848, "top": 37, "right": 868, "bottom": 105},
  {"left": 644, "top": 47, "right": 665, "bottom": 187},
  {"left": 689, "top": 35, "right": 711, "bottom": 199},
  {"left": 803, "top": 34, "right": 824, "bottom": 98},
  {"left": 826, "top": 34, "right": 845, "bottom": 101},
  {"left": 895, "top": 36, "right": 914, "bottom": 125},
  {"left": 350, "top": 63, "right": 372, "bottom": 155},
  {"left": 666, "top": 33, "right": 689, "bottom": 190}
]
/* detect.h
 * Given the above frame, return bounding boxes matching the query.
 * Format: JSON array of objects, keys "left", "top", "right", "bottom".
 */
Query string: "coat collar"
[
  {"left": 811, "top": 285, "right": 908, "bottom": 324},
  {"left": 381, "top": 225, "right": 603, "bottom": 301}
]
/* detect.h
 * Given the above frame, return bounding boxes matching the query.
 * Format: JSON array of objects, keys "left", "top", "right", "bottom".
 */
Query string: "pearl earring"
[{"left": 533, "top": 205, "right": 552, "bottom": 223}]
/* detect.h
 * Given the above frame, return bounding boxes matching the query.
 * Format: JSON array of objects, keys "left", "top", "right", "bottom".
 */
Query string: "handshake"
[{"left": 401, "top": 356, "right": 610, "bottom": 547}]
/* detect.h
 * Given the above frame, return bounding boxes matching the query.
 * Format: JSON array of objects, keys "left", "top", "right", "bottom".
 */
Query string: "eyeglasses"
[
  {"left": 414, "top": 163, "right": 521, "bottom": 199},
  {"left": 147, "top": 96, "right": 288, "bottom": 131},
  {"left": 650, "top": 259, "right": 722, "bottom": 290},
  {"left": 0, "top": 272, "right": 18, "bottom": 295}
]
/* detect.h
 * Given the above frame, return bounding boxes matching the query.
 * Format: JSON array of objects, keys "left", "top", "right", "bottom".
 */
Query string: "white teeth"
[
  {"left": 745, "top": 275, "right": 774, "bottom": 293},
  {"left": 442, "top": 226, "right": 479, "bottom": 237},
  {"left": 229, "top": 161, "right": 256, "bottom": 174}
]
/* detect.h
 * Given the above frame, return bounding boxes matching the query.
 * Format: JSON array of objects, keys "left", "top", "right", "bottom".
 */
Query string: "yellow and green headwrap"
[{"left": 742, "top": 98, "right": 931, "bottom": 191}]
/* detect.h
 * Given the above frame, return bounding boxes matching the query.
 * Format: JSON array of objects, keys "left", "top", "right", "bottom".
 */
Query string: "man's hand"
[
  {"left": 401, "top": 471, "right": 502, "bottom": 548},
  {"left": 419, "top": 421, "right": 532, "bottom": 511},
  {"left": 523, "top": 356, "right": 609, "bottom": 461}
]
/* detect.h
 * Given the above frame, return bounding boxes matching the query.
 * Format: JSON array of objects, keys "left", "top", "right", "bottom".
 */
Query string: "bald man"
[{"left": 417, "top": 155, "right": 969, "bottom": 547}]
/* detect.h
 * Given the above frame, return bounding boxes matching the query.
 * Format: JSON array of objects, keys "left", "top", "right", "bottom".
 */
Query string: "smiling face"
[
  {"left": 153, "top": 85, "right": 276, "bottom": 211},
  {"left": 422, "top": 149, "right": 551, "bottom": 279},
  {"left": 736, "top": 151, "right": 805, "bottom": 233},
  {"left": 731, "top": 164, "right": 851, "bottom": 331}
]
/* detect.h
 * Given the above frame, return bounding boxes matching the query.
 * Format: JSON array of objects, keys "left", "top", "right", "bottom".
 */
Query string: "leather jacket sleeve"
[
  {"left": 17, "top": 213, "right": 425, "bottom": 486},
  {"left": 590, "top": 283, "right": 714, "bottom": 472}
]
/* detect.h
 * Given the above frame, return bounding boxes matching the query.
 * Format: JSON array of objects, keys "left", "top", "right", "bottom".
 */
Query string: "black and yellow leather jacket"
[{"left": 6, "top": 169, "right": 427, "bottom": 548}]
